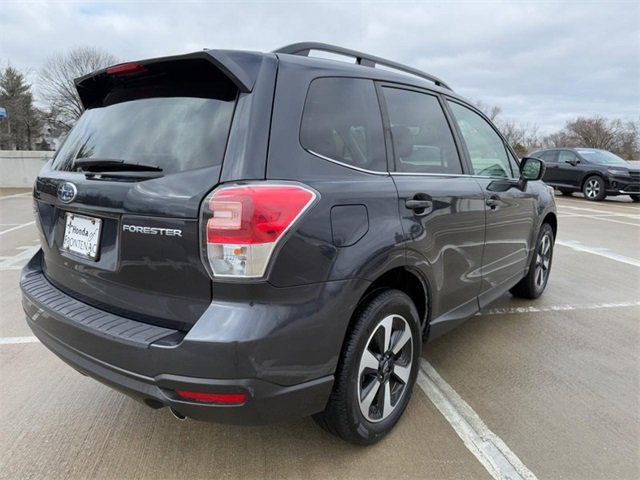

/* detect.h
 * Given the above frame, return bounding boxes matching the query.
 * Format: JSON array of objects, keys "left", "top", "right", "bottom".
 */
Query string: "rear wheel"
[
  {"left": 510, "top": 223, "right": 554, "bottom": 299},
  {"left": 313, "top": 289, "right": 421, "bottom": 444},
  {"left": 630, "top": 194, "right": 640, "bottom": 203},
  {"left": 583, "top": 175, "right": 605, "bottom": 201}
]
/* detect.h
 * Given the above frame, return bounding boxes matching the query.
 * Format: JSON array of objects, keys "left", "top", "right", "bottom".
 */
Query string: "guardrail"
[{"left": 0, "top": 150, "right": 52, "bottom": 188}]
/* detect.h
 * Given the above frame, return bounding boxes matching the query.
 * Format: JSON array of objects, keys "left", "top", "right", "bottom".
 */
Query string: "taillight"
[{"left": 200, "top": 183, "right": 316, "bottom": 278}]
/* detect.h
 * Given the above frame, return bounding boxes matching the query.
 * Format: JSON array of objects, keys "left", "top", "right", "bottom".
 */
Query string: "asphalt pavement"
[{"left": 1, "top": 188, "right": 638, "bottom": 480}]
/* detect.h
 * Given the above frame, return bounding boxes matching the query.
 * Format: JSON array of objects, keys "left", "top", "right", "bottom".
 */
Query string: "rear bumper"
[
  {"left": 21, "top": 251, "right": 366, "bottom": 425},
  {"left": 26, "top": 317, "right": 331, "bottom": 424}
]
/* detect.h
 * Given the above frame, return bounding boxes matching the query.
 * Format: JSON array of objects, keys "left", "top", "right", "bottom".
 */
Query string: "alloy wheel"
[
  {"left": 534, "top": 233, "right": 552, "bottom": 289},
  {"left": 585, "top": 179, "right": 601, "bottom": 199},
  {"left": 357, "top": 314, "right": 413, "bottom": 423}
]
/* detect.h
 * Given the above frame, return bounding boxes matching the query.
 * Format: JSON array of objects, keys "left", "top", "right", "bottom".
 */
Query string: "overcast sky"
[{"left": 2, "top": 0, "right": 638, "bottom": 132}]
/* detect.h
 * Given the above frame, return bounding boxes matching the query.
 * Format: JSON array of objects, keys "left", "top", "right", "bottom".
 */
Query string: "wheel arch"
[
  {"left": 542, "top": 211, "right": 557, "bottom": 239},
  {"left": 354, "top": 266, "right": 430, "bottom": 335},
  {"left": 581, "top": 172, "right": 605, "bottom": 191}
]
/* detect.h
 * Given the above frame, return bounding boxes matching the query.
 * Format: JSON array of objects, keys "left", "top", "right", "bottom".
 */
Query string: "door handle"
[
  {"left": 405, "top": 199, "right": 433, "bottom": 210},
  {"left": 486, "top": 195, "right": 501, "bottom": 209}
]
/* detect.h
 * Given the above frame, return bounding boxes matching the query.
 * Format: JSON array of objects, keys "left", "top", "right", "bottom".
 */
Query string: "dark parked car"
[
  {"left": 532, "top": 148, "right": 640, "bottom": 202},
  {"left": 21, "top": 43, "right": 557, "bottom": 444}
]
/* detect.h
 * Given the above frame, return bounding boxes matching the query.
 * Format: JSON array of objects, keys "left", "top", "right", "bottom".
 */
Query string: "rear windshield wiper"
[{"left": 74, "top": 158, "right": 164, "bottom": 172}]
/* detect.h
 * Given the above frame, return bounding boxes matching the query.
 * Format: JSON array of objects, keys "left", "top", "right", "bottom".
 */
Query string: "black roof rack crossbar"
[{"left": 274, "top": 42, "right": 452, "bottom": 91}]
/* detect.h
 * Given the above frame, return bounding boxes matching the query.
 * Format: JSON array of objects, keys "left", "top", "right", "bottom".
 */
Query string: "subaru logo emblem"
[{"left": 57, "top": 182, "right": 77, "bottom": 203}]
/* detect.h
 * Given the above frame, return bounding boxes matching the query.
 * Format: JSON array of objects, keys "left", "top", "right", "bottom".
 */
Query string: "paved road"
[{"left": 0, "top": 188, "right": 638, "bottom": 479}]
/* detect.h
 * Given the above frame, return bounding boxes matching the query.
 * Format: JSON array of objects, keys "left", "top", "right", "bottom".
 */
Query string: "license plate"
[{"left": 62, "top": 213, "right": 102, "bottom": 260}]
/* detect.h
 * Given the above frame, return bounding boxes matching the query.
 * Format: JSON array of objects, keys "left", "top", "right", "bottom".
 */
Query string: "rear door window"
[
  {"left": 52, "top": 59, "right": 237, "bottom": 175},
  {"left": 300, "top": 77, "right": 387, "bottom": 172},
  {"left": 382, "top": 87, "right": 462, "bottom": 174},
  {"left": 536, "top": 151, "right": 557, "bottom": 163},
  {"left": 558, "top": 150, "right": 579, "bottom": 164},
  {"left": 447, "top": 101, "right": 514, "bottom": 178}
]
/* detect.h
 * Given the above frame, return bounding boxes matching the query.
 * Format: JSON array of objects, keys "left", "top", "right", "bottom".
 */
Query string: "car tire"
[
  {"left": 630, "top": 194, "right": 640, "bottom": 203},
  {"left": 510, "top": 223, "right": 554, "bottom": 299},
  {"left": 313, "top": 289, "right": 421, "bottom": 445},
  {"left": 582, "top": 175, "right": 606, "bottom": 201},
  {"left": 559, "top": 188, "right": 573, "bottom": 196}
]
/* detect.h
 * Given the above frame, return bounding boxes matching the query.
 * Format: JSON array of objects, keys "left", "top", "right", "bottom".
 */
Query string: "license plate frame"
[{"left": 62, "top": 212, "right": 102, "bottom": 261}]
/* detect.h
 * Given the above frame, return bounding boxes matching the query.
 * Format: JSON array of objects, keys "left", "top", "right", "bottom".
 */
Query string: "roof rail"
[{"left": 273, "top": 42, "right": 452, "bottom": 91}]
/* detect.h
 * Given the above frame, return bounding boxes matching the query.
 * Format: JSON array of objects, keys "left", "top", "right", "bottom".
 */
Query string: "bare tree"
[
  {"left": 474, "top": 100, "right": 502, "bottom": 122},
  {"left": 542, "top": 116, "right": 640, "bottom": 159},
  {"left": 38, "top": 46, "right": 118, "bottom": 132},
  {"left": 615, "top": 120, "right": 640, "bottom": 160},
  {"left": 564, "top": 116, "right": 618, "bottom": 150},
  {"left": 497, "top": 120, "right": 541, "bottom": 157}
]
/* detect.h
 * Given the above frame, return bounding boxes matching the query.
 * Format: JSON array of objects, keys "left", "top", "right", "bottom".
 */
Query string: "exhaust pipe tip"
[{"left": 170, "top": 407, "right": 187, "bottom": 421}]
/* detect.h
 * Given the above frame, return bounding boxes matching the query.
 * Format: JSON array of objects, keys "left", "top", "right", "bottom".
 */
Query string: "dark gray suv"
[
  {"left": 533, "top": 147, "right": 640, "bottom": 201},
  {"left": 21, "top": 43, "right": 557, "bottom": 444}
]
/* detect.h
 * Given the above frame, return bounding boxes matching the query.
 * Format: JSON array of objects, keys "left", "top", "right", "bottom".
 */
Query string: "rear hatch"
[{"left": 33, "top": 54, "right": 247, "bottom": 330}]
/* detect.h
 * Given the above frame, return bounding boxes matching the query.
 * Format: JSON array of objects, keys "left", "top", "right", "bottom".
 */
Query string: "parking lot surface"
[{"left": 1, "top": 189, "right": 638, "bottom": 479}]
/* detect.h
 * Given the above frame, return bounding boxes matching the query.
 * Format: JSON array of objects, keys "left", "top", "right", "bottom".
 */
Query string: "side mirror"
[{"left": 520, "top": 157, "right": 546, "bottom": 181}]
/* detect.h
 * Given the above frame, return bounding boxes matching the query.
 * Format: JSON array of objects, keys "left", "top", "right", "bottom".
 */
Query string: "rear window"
[
  {"left": 52, "top": 60, "right": 237, "bottom": 175},
  {"left": 300, "top": 77, "right": 386, "bottom": 172}
]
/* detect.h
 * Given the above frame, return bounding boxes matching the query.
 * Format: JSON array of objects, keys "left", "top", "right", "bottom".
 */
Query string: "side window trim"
[
  {"left": 505, "top": 144, "right": 520, "bottom": 178},
  {"left": 443, "top": 97, "right": 519, "bottom": 180},
  {"left": 373, "top": 81, "right": 395, "bottom": 174},
  {"left": 374, "top": 81, "right": 466, "bottom": 175}
]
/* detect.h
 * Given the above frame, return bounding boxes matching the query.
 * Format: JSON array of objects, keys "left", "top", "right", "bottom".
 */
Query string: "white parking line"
[
  {"left": 560, "top": 204, "right": 640, "bottom": 216},
  {"left": 483, "top": 300, "right": 640, "bottom": 316},
  {"left": 0, "top": 192, "right": 31, "bottom": 200},
  {"left": 558, "top": 212, "right": 640, "bottom": 218},
  {"left": 557, "top": 213, "right": 640, "bottom": 227},
  {"left": 0, "top": 221, "right": 35, "bottom": 236},
  {"left": 0, "top": 336, "right": 39, "bottom": 345},
  {"left": 556, "top": 240, "right": 640, "bottom": 267},
  {"left": 418, "top": 359, "right": 537, "bottom": 480},
  {"left": 558, "top": 196, "right": 639, "bottom": 207},
  {"left": 0, "top": 245, "right": 40, "bottom": 270}
]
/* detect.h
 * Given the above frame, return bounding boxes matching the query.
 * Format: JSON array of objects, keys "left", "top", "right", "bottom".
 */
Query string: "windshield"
[
  {"left": 576, "top": 149, "right": 628, "bottom": 166},
  {"left": 53, "top": 95, "right": 236, "bottom": 175}
]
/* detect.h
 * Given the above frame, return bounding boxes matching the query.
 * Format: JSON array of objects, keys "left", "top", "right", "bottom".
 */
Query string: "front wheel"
[
  {"left": 583, "top": 175, "right": 606, "bottom": 201},
  {"left": 630, "top": 194, "right": 640, "bottom": 203},
  {"left": 313, "top": 289, "right": 421, "bottom": 444},
  {"left": 510, "top": 223, "right": 554, "bottom": 299}
]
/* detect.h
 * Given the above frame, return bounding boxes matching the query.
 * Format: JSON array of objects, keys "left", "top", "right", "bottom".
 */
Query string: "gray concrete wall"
[{"left": 0, "top": 150, "right": 52, "bottom": 188}]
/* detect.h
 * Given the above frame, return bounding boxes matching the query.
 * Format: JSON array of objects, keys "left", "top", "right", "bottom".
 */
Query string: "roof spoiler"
[{"left": 75, "top": 50, "right": 265, "bottom": 108}]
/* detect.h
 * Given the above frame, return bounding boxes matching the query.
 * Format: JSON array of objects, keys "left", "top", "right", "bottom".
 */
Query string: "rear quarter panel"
[{"left": 265, "top": 59, "right": 405, "bottom": 288}]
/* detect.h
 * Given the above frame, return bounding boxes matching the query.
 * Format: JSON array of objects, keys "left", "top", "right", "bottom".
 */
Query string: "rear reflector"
[
  {"left": 106, "top": 63, "right": 147, "bottom": 76},
  {"left": 200, "top": 183, "right": 316, "bottom": 278},
  {"left": 175, "top": 390, "right": 247, "bottom": 405}
]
